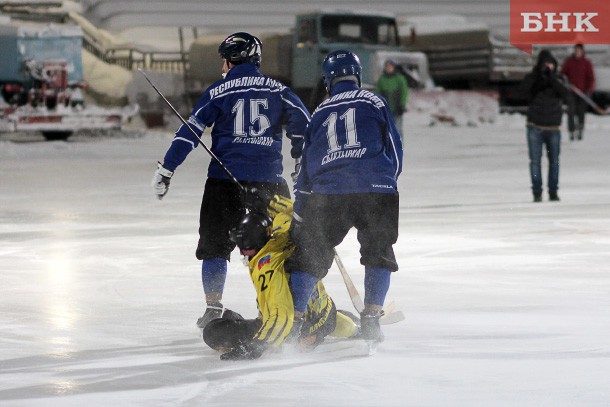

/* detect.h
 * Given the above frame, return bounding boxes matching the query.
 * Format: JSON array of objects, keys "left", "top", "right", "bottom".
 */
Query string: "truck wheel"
[{"left": 42, "top": 131, "right": 73, "bottom": 141}]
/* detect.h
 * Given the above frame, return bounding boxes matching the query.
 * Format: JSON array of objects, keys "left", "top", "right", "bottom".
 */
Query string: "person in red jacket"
[{"left": 560, "top": 44, "right": 595, "bottom": 141}]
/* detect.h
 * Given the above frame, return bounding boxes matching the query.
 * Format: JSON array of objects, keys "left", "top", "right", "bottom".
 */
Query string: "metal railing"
[
  {"left": 73, "top": 12, "right": 190, "bottom": 75},
  {"left": 81, "top": 36, "right": 189, "bottom": 74}
]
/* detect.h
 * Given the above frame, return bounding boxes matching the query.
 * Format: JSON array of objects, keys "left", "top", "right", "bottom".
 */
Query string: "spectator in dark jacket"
[
  {"left": 521, "top": 49, "right": 571, "bottom": 202},
  {"left": 560, "top": 44, "right": 595, "bottom": 141}
]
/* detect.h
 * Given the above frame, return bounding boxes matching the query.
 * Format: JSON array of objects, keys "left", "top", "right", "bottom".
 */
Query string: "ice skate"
[{"left": 196, "top": 303, "right": 224, "bottom": 329}]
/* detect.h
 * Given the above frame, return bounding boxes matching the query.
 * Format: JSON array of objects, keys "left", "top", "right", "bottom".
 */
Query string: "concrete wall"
[{"left": 81, "top": 0, "right": 510, "bottom": 39}]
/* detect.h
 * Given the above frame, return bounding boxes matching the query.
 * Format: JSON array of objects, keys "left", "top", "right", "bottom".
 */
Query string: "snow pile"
[
  {"left": 399, "top": 14, "right": 489, "bottom": 36},
  {"left": 68, "top": 11, "right": 132, "bottom": 50},
  {"left": 81, "top": 48, "right": 133, "bottom": 104},
  {"left": 408, "top": 89, "right": 499, "bottom": 126}
]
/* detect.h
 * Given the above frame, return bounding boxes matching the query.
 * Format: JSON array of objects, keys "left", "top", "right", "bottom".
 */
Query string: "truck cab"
[
  {"left": 291, "top": 10, "right": 430, "bottom": 108},
  {"left": 187, "top": 11, "right": 431, "bottom": 112}
]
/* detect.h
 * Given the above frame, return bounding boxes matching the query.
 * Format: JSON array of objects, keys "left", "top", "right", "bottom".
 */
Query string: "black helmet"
[
  {"left": 229, "top": 211, "right": 272, "bottom": 251},
  {"left": 218, "top": 32, "right": 262, "bottom": 67}
]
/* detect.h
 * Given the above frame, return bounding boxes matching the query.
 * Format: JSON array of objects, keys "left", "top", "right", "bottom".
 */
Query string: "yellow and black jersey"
[
  {"left": 301, "top": 281, "right": 336, "bottom": 346},
  {"left": 246, "top": 195, "right": 337, "bottom": 348},
  {"left": 246, "top": 196, "right": 295, "bottom": 347}
]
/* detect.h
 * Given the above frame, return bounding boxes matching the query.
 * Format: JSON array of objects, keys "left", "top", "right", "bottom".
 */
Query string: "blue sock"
[
  {"left": 289, "top": 270, "right": 319, "bottom": 314},
  {"left": 364, "top": 267, "right": 391, "bottom": 307},
  {"left": 201, "top": 258, "right": 227, "bottom": 301}
]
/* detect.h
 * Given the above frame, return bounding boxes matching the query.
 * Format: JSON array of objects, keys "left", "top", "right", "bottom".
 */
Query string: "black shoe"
[
  {"left": 196, "top": 302, "right": 224, "bottom": 329},
  {"left": 570, "top": 132, "right": 575, "bottom": 141},
  {"left": 360, "top": 310, "right": 384, "bottom": 343},
  {"left": 533, "top": 193, "right": 542, "bottom": 202},
  {"left": 549, "top": 192, "right": 560, "bottom": 201}
]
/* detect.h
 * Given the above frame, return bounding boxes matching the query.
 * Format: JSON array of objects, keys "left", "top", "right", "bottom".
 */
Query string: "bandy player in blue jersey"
[
  {"left": 151, "top": 32, "right": 311, "bottom": 329},
  {"left": 286, "top": 50, "right": 403, "bottom": 346}
]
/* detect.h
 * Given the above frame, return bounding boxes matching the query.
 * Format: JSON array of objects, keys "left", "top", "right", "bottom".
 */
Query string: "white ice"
[{"left": 1, "top": 103, "right": 610, "bottom": 406}]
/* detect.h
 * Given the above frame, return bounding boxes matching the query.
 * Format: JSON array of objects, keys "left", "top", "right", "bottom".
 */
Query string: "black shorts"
[
  {"left": 287, "top": 193, "right": 399, "bottom": 278},
  {"left": 195, "top": 178, "right": 290, "bottom": 260}
]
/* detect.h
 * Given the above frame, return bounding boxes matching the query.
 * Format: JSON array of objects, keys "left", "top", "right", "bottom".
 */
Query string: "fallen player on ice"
[{"left": 201, "top": 192, "right": 361, "bottom": 360}]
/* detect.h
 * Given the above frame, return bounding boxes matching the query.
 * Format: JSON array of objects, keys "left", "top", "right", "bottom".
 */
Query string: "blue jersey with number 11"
[{"left": 296, "top": 81, "right": 403, "bottom": 195}]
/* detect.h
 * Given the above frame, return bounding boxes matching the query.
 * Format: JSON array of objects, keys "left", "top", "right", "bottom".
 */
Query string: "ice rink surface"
[{"left": 1, "top": 107, "right": 610, "bottom": 406}]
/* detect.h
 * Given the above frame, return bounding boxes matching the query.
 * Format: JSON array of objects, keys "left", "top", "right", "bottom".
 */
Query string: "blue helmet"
[
  {"left": 321, "top": 50, "right": 362, "bottom": 92},
  {"left": 218, "top": 32, "right": 262, "bottom": 67}
]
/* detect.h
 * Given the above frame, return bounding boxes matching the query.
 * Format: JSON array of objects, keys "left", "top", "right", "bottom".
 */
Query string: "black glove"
[
  {"left": 240, "top": 187, "right": 273, "bottom": 212},
  {"left": 152, "top": 162, "right": 173, "bottom": 200},
  {"left": 220, "top": 340, "right": 265, "bottom": 361},
  {"left": 291, "top": 158, "right": 301, "bottom": 184},
  {"left": 288, "top": 214, "right": 303, "bottom": 244},
  {"left": 538, "top": 64, "right": 558, "bottom": 82},
  {"left": 289, "top": 194, "right": 308, "bottom": 244}
]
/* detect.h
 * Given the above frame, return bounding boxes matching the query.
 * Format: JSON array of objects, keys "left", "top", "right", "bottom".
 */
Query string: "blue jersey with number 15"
[
  {"left": 162, "top": 63, "right": 310, "bottom": 182},
  {"left": 295, "top": 81, "right": 403, "bottom": 195}
]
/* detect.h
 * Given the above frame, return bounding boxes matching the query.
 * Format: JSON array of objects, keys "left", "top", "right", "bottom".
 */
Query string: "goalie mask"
[
  {"left": 218, "top": 32, "right": 262, "bottom": 67},
  {"left": 229, "top": 211, "right": 273, "bottom": 251}
]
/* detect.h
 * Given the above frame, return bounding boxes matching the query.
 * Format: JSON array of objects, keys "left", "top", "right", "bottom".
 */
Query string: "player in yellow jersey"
[{"left": 202, "top": 193, "right": 360, "bottom": 360}]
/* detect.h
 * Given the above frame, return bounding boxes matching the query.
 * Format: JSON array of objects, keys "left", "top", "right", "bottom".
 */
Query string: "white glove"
[{"left": 152, "top": 162, "right": 173, "bottom": 200}]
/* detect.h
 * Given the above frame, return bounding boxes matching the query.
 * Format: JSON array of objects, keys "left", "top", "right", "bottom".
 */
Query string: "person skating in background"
[
  {"left": 522, "top": 49, "right": 571, "bottom": 202},
  {"left": 286, "top": 50, "right": 403, "bottom": 347},
  {"left": 202, "top": 193, "right": 360, "bottom": 360},
  {"left": 560, "top": 44, "right": 595, "bottom": 141},
  {"left": 151, "top": 32, "right": 310, "bottom": 329},
  {"left": 374, "top": 59, "right": 408, "bottom": 137}
]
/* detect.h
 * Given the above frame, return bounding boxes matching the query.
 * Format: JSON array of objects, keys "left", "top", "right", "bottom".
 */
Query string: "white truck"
[{"left": 0, "top": 18, "right": 135, "bottom": 140}]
